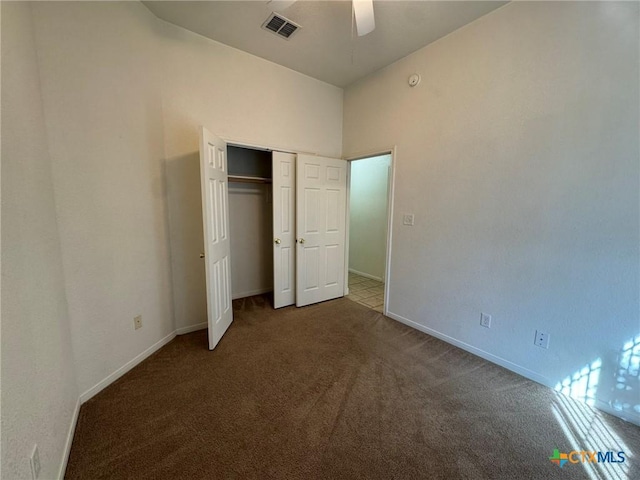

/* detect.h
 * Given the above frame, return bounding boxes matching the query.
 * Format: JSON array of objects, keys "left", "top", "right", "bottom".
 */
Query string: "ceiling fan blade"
[{"left": 353, "top": 0, "right": 375, "bottom": 36}]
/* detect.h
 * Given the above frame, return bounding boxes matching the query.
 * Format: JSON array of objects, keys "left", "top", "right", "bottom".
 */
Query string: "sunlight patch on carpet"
[{"left": 552, "top": 389, "right": 632, "bottom": 479}]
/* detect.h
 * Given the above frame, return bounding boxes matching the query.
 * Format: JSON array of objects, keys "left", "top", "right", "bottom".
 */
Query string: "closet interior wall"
[{"left": 228, "top": 145, "right": 274, "bottom": 299}]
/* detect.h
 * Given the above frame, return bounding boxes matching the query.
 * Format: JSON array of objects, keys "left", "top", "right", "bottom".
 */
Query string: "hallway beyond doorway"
[{"left": 346, "top": 272, "right": 384, "bottom": 312}]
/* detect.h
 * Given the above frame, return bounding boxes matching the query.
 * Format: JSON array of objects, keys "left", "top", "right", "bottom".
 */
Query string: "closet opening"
[
  {"left": 227, "top": 145, "right": 274, "bottom": 303},
  {"left": 346, "top": 153, "right": 393, "bottom": 314}
]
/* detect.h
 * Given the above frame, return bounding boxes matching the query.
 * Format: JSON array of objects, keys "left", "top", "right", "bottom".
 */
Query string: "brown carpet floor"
[{"left": 66, "top": 296, "right": 639, "bottom": 479}]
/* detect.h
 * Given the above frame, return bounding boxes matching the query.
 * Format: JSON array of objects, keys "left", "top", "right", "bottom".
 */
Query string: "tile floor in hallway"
[{"left": 346, "top": 272, "right": 384, "bottom": 313}]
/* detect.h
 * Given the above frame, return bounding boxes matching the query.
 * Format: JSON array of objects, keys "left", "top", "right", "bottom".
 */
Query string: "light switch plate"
[{"left": 403, "top": 214, "right": 415, "bottom": 226}]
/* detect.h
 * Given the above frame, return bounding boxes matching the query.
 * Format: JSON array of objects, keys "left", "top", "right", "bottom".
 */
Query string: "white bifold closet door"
[
  {"left": 199, "top": 127, "right": 233, "bottom": 350},
  {"left": 295, "top": 154, "right": 347, "bottom": 307},
  {"left": 272, "top": 152, "right": 296, "bottom": 308},
  {"left": 200, "top": 140, "right": 347, "bottom": 327}
]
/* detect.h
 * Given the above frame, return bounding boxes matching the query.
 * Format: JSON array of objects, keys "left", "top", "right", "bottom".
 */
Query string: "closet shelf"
[{"left": 228, "top": 175, "right": 272, "bottom": 184}]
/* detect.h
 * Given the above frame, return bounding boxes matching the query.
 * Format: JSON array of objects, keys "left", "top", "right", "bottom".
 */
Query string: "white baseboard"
[
  {"left": 79, "top": 331, "right": 176, "bottom": 403},
  {"left": 590, "top": 399, "right": 640, "bottom": 426},
  {"left": 385, "top": 311, "right": 552, "bottom": 387},
  {"left": 349, "top": 268, "right": 383, "bottom": 282},
  {"left": 176, "top": 322, "right": 207, "bottom": 335},
  {"left": 57, "top": 396, "right": 81, "bottom": 480},
  {"left": 232, "top": 288, "right": 271, "bottom": 300},
  {"left": 385, "top": 311, "right": 640, "bottom": 426}
]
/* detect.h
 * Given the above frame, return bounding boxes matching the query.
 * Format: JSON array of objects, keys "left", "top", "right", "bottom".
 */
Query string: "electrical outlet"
[
  {"left": 134, "top": 315, "right": 142, "bottom": 330},
  {"left": 480, "top": 313, "right": 492, "bottom": 328},
  {"left": 402, "top": 214, "right": 415, "bottom": 226},
  {"left": 30, "top": 444, "right": 41, "bottom": 479},
  {"left": 534, "top": 330, "right": 550, "bottom": 349}
]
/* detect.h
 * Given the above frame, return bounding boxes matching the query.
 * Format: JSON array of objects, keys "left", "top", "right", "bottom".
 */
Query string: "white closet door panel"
[
  {"left": 273, "top": 152, "right": 296, "bottom": 308},
  {"left": 296, "top": 155, "right": 347, "bottom": 307},
  {"left": 199, "top": 127, "right": 233, "bottom": 350}
]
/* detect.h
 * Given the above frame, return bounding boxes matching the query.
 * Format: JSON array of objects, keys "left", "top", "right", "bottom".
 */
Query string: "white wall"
[
  {"left": 21, "top": 0, "right": 343, "bottom": 389},
  {"left": 158, "top": 19, "right": 343, "bottom": 330},
  {"left": 349, "top": 155, "right": 390, "bottom": 281},
  {"left": 2, "top": 1, "right": 343, "bottom": 476},
  {"left": 30, "top": 1, "right": 176, "bottom": 396},
  {"left": 1, "top": 3, "right": 79, "bottom": 479},
  {"left": 344, "top": 2, "right": 639, "bottom": 423}
]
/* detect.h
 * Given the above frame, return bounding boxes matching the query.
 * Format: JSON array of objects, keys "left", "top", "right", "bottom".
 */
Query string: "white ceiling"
[{"left": 143, "top": 1, "right": 508, "bottom": 88}]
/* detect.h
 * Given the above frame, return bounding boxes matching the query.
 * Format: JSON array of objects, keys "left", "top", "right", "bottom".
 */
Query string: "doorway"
[{"left": 346, "top": 153, "right": 392, "bottom": 314}]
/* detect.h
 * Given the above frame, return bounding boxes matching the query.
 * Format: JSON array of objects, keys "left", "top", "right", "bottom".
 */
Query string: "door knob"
[
  {"left": 199, "top": 253, "right": 205, "bottom": 258},
  {"left": 299, "top": 238, "right": 305, "bottom": 244},
  {"left": 274, "top": 238, "right": 281, "bottom": 245}
]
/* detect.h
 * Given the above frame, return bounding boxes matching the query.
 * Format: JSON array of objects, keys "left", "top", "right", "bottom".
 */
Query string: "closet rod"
[{"left": 228, "top": 175, "right": 272, "bottom": 184}]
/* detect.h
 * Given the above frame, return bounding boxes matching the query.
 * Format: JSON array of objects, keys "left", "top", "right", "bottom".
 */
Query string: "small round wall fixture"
[{"left": 408, "top": 73, "right": 421, "bottom": 87}]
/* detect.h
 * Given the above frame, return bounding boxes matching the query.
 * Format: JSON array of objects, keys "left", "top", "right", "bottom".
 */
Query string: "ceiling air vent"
[{"left": 262, "top": 13, "right": 301, "bottom": 40}]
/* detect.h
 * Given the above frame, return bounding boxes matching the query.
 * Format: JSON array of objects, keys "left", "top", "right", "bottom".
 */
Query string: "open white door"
[
  {"left": 199, "top": 127, "right": 233, "bottom": 350},
  {"left": 272, "top": 152, "right": 296, "bottom": 308},
  {"left": 296, "top": 154, "right": 347, "bottom": 307}
]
